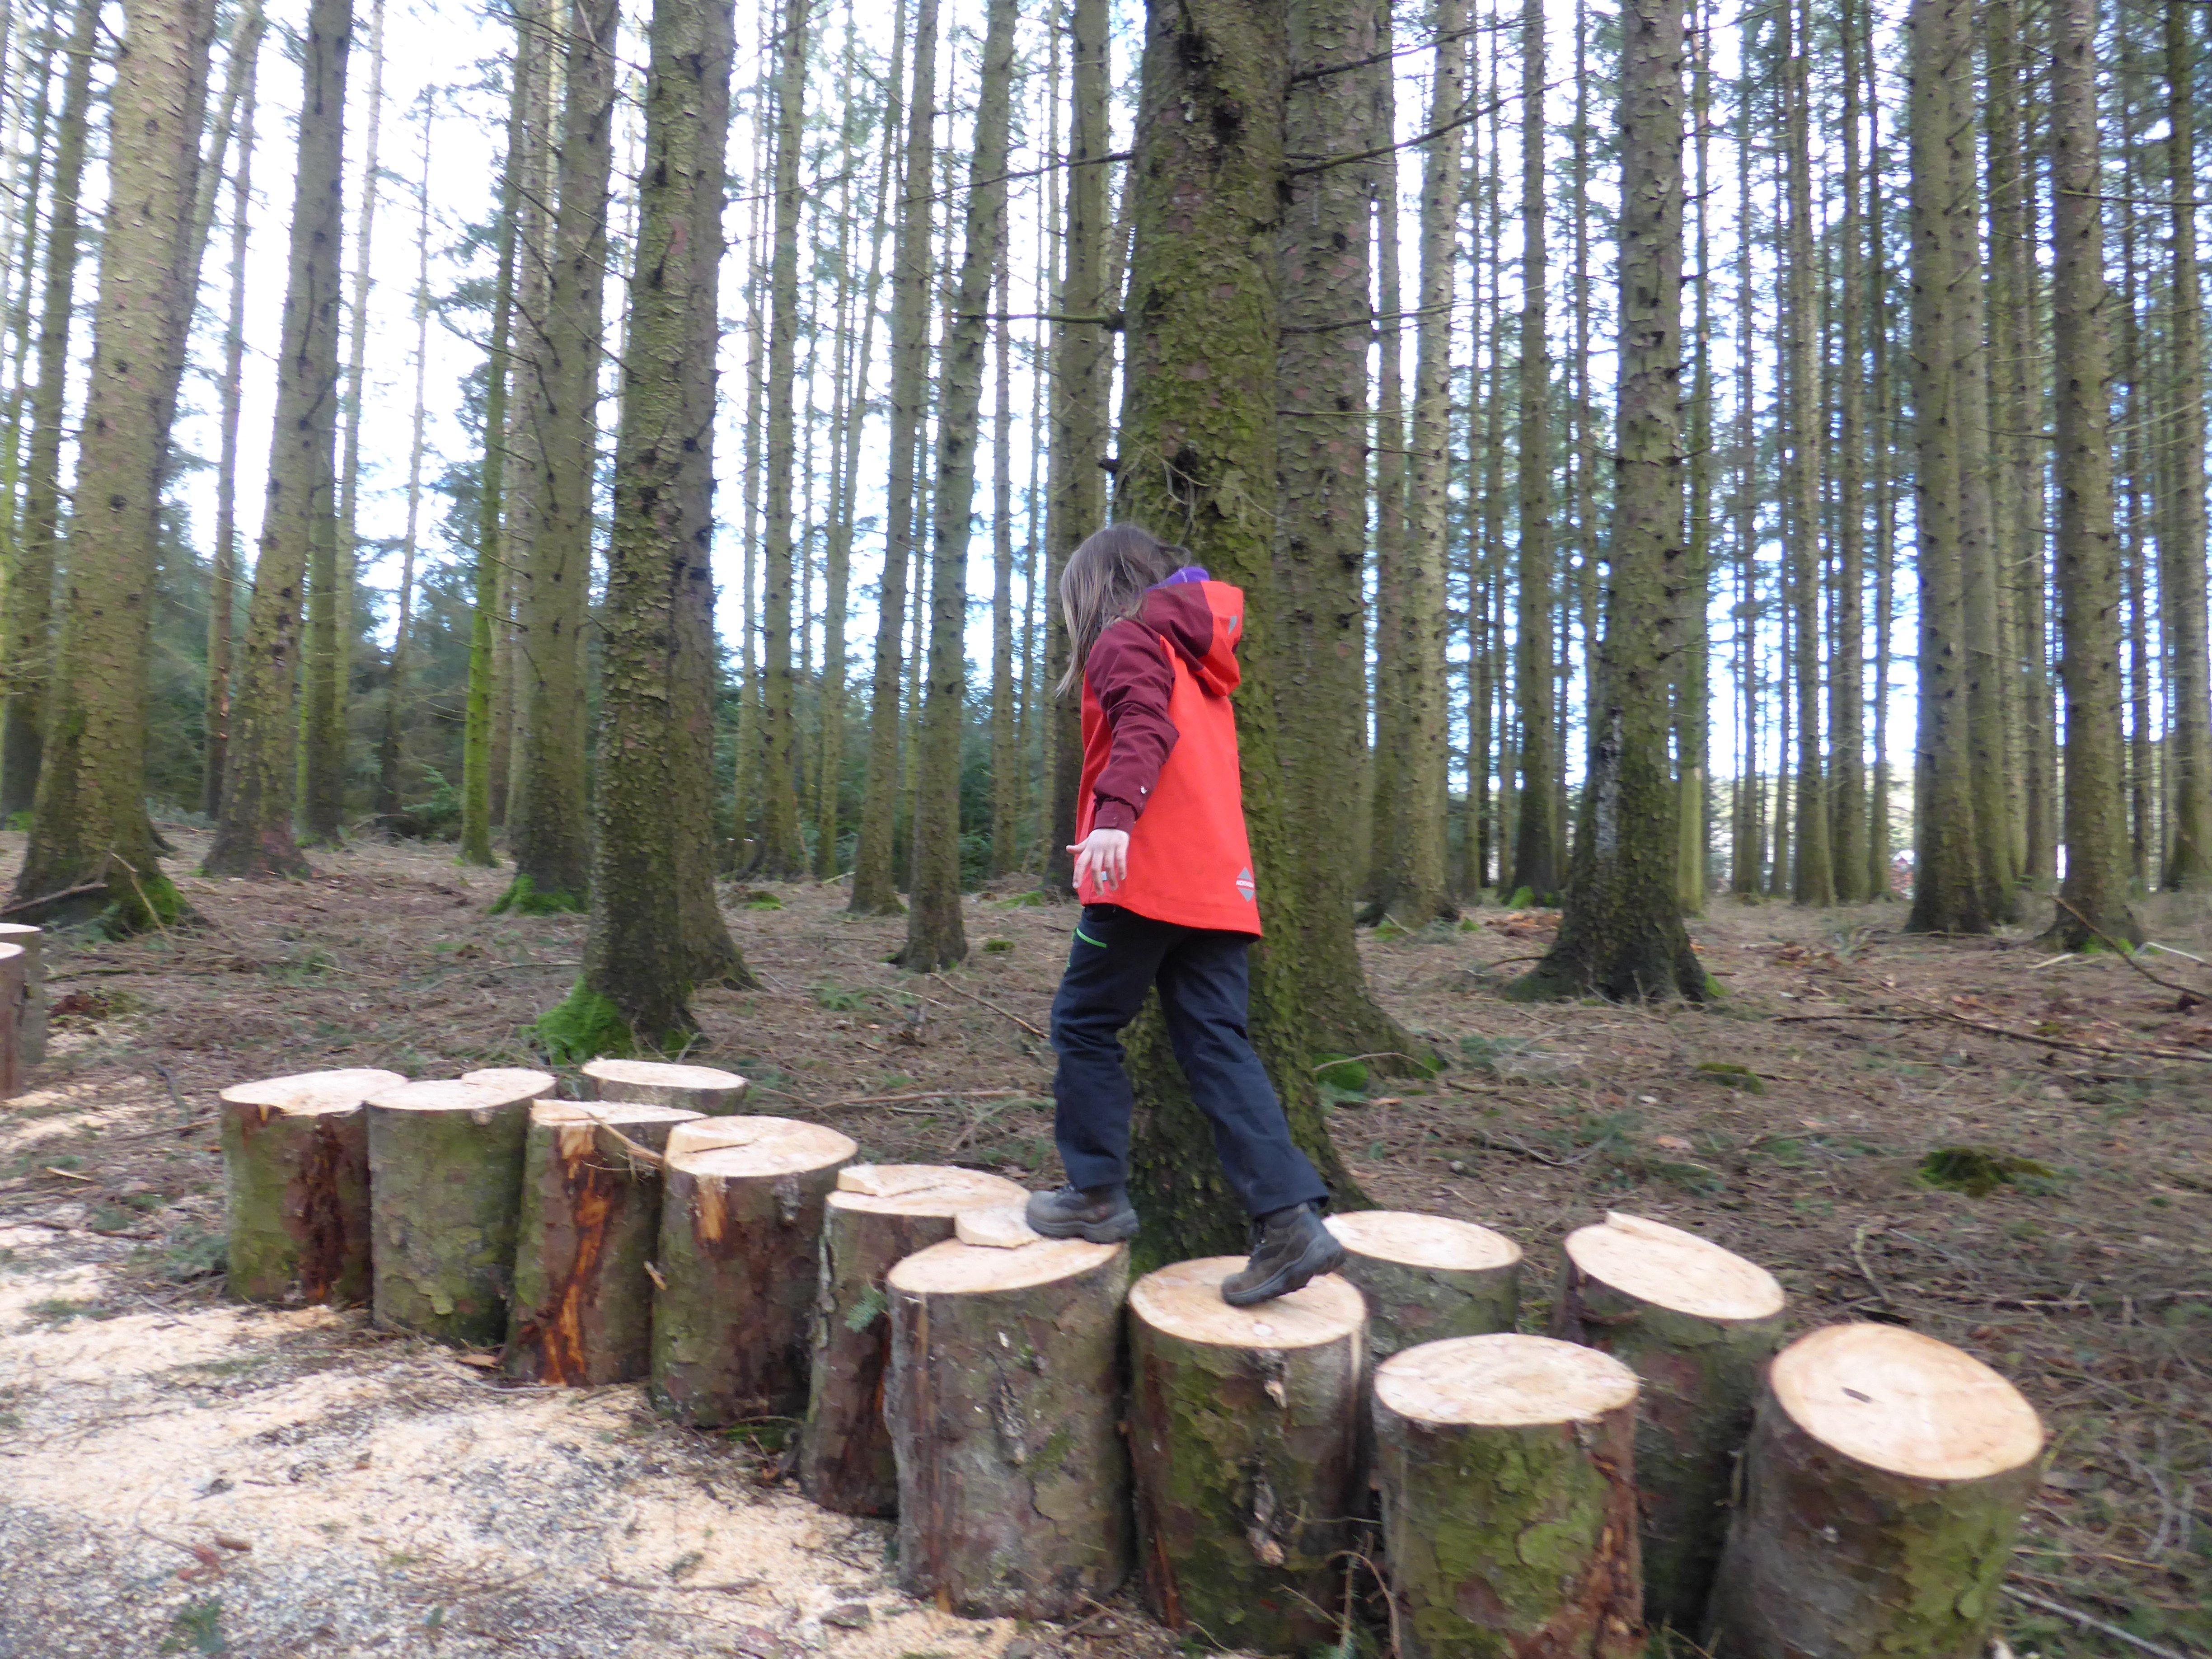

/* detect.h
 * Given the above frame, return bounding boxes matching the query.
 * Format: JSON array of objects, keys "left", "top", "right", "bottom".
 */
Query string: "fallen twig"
[
  {"left": 2001, "top": 1585, "right": 2192, "bottom": 1659},
  {"left": 1850, "top": 1221, "right": 1896, "bottom": 1310},
  {"left": 820, "top": 1087, "right": 1028, "bottom": 1109},
  {"left": 927, "top": 973, "right": 1049, "bottom": 1040},
  {"left": 0, "top": 879, "right": 110, "bottom": 920},
  {"left": 2053, "top": 895, "right": 2208, "bottom": 1003},
  {"left": 41, "top": 1166, "right": 94, "bottom": 1183}
]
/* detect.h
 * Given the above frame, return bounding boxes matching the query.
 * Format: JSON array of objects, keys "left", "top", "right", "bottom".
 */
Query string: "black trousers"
[{"left": 1048, "top": 904, "right": 1327, "bottom": 1218}]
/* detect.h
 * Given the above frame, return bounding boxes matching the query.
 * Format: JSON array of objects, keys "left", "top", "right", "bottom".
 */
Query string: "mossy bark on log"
[
  {"left": 366, "top": 1077, "right": 540, "bottom": 1345},
  {"left": 221, "top": 1068, "right": 403, "bottom": 1304},
  {"left": 1705, "top": 1324, "right": 2044, "bottom": 1659},
  {"left": 800, "top": 1164, "right": 1027, "bottom": 1515},
  {"left": 1374, "top": 1334, "right": 1643, "bottom": 1659},
  {"left": 650, "top": 1116, "right": 854, "bottom": 1425},
  {"left": 584, "top": 1056, "right": 749, "bottom": 1114},
  {"left": 1326, "top": 1210, "right": 1521, "bottom": 1358},
  {"left": 0, "top": 923, "right": 47, "bottom": 1069},
  {"left": 1127, "top": 1257, "right": 1364, "bottom": 1653},
  {"left": 460, "top": 1067, "right": 558, "bottom": 1101},
  {"left": 1549, "top": 1210, "right": 1786, "bottom": 1630},
  {"left": 887, "top": 1235, "right": 1132, "bottom": 1617},
  {"left": 504, "top": 1100, "right": 701, "bottom": 1384}
]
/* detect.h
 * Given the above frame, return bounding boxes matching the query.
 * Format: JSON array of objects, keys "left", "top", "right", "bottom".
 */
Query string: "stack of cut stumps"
[{"left": 223, "top": 1064, "right": 2046, "bottom": 1659}]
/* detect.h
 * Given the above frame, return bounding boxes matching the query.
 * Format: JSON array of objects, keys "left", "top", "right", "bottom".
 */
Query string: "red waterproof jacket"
[{"left": 1074, "top": 572, "right": 1261, "bottom": 935}]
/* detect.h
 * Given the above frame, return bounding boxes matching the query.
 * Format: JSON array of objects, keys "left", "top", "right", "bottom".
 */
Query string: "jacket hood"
[{"left": 1137, "top": 571, "right": 1243, "bottom": 696}]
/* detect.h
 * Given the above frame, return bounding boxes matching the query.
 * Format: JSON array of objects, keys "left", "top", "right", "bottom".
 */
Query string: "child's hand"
[{"left": 1069, "top": 829, "right": 1131, "bottom": 893}]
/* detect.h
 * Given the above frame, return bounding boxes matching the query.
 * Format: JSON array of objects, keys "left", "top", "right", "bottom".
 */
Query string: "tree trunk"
[
  {"left": 1270, "top": 0, "right": 1410, "bottom": 1058},
  {"left": 460, "top": 1, "right": 535, "bottom": 869},
  {"left": 1374, "top": 1335, "right": 1643, "bottom": 1659},
  {"left": 1903, "top": 0, "right": 1989, "bottom": 935},
  {"left": 300, "top": 0, "right": 383, "bottom": 847},
  {"left": 366, "top": 1078, "right": 538, "bottom": 1347},
  {"left": 4, "top": 0, "right": 98, "bottom": 820},
  {"left": 1550, "top": 1211, "right": 1786, "bottom": 1633},
  {"left": 1705, "top": 1325, "right": 2044, "bottom": 1659},
  {"left": 1127, "top": 1259, "right": 1362, "bottom": 1652},
  {"left": 14, "top": 0, "right": 216, "bottom": 928},
  {"left": 1365, "top": 48, "right": 1406, "bottom": 900},
  {"left": 886, "top": 1236, "right": 1132, "bottom": 1617},
  {"left": 849, "top": 0, "right": 937, "bottom": 915},
  {"left": 988, "top": 255, "right": 1019, "bottom": 878},
  {"left": 2160, "top": 0, "right": 2212, "bottom": 889},
  {"left": 1325, "top": 1210, "right": 1518, "bottom": 1360},
  {"left": 2043, "top": 0, "right": 2141, "bottom": 950},
  {"left": 583, "top": 1056, "right": 749, "bottom": 1114},
  {"left": 503, "top": 1100, "right": 699, "bottom": 1385},
  {"left": 1677, "top": 4, "right": 1711, "bottom": 916},
  {"left": 1518, "top": 0, "right": 1701, "bottom": 1003},
  {"left": 202, "top": 0, "right": 350, "bottom": 883},
  {"left": 542, "top": 0, "right": 743, "bottom": 1055},
  {"left": 374, "top": 114, "right": 432, "bottom": 821},
  {"left": 798, "top": 1165, "right": 1026, "bottom": 1516},
  {"left": 220, "top": 1068, "right": 401, "bottom": 1305},
  {"left": 1830, "top": 0, "right": 1868, "bottom": 904},
  {"left": 1866, "top": 23, "right": 1897, "bottom": 898},
  {"left": 1114, "top": 0, "right": 1368, "bottom": 1261},
  {"left": 899, "top": 0, "right": 1017, "bottom": 970},
  {"left": 650, "top": 1118, "right": 854, "bottom": 1426},
  {"left": 1782, "top": 0, "right": 1831, "bottom": 909},
  {"left": 498, "top": 0, "right": 616, "bottom": 915}
]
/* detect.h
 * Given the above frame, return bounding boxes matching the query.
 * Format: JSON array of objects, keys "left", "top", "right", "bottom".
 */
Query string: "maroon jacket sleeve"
[{"left": 1086, "top": 619, "right": 1177, "bottom": 831}]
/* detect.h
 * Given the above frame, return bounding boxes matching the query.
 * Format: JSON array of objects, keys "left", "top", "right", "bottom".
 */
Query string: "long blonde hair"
[{"left": 1056, "top": 523, "right": 1189, "bottom": 696}]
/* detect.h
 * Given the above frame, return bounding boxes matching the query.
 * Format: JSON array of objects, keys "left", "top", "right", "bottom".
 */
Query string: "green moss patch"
[
  {"left": 534, "top": 984, "right": 646, "bottom": 1064},
  {"left": 489, "top": 874, "right": 586, "bottom": 916},
  {"left": 1917, "top": 1147, "right": 2059, "bottom": 1199}
]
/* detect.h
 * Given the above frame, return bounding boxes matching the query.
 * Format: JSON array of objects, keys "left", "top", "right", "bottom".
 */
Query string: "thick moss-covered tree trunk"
[
  {"left": 2042, "top": 0, "right": 2140, "bottom": 951},
  {"left": 1127, "top": 1259, "right": 1362, "bottom": 1652},
  {"left": 14, "top": 0, "right": 215, "bottom": 931},
  {"left": 202, "top": 0, "right": 350, "bottom": 883},
  {"left": 366, "top": 1078, "right": 536, "bottom": 1345},
  {"left": 1550, "top": 1213, "right": 1786, "bottom": 1632},
  {"left": 886, "top": 1237, "right": 1131, "bottom": 1617},
  {"left": 1113, "top": 0, "right": 1367, "bottom": 1264},
  {"left": 798, "top": 1166, "right": 1025, "bottom": 1516},
  {"left": 220, "top": 1069, "right": 400, "bottom": 1305},
  {"left": 1374, "top": 1336, "right": 1643, "bottom": 1659},
  {"left": 649, "top": 1119, "right": 853, "bottom": 1426},
  {"left": 1705, "top": 1325, "right": 2044, "bottom": 1659},
  {"left": 1516, "top": 0, "right": 1701, "bottom": 1004},
  {"left": 1326, "top": 1211, "right": 1519, "bottom": 1359},
  {"left": 497, "top": 0, "right": 616, "bottom": 917},
  {"left": 504, "top": 1101, "right": 698, "bottom": 1384}
]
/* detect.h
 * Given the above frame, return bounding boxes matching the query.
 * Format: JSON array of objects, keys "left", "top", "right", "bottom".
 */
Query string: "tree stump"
[
  {"left": 650, "top": 1116, "right": 855, "bottom": 1425},
  {"left": 886, "top": 1234, "right": 1131, "bottom": 1617},
  {"left": 220, "top": 1068, "right": 404, "bottom": 1304},
  {"left": 1374, "top": 1334, "right": 1643, "bottom": 1659},
  {"left": 0, "top": 922, "right": 47, "bottom": 1069},
  {"left": 1549, "top": 1210, "right": 1786, "bottom": 1630},
  {"left": 504, "top": 1100, "right": 702, "bottom": 1384},
  {"left": 1326, "top": 1210, "right": 1521, "bottom": 1358},
  {"left": 584, "top": 1056, "right": 749, "bottom": 1115},
  {"left": 366, "top": 1076, "right": 541, "bottom": 1346},
  {"left": 1704, "top": 1324, "right": 2044, "bottom": 1659},
  {"left": 460, "top": 1066, "right": 558, "bottom": 1101},
  {"left": 1127, "top": 1256, "right": 1364, "bottom": 1653},
  {"left": 0, "top": 943, "right": 23, "bottom": 1099},
  {"left": 799, "top": 1164, "right": 1028, "bottom": 1515}
]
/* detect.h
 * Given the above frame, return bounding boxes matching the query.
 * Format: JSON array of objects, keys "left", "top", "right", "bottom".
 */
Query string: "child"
[{"left": 1024, "top": 523, "right": 1347, "bottom": 1306}]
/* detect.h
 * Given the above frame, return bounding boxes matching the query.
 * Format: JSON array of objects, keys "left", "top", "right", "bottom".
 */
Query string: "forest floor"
[{"left": 0, "top": 829, "right": 2206, "bottom": 1659}]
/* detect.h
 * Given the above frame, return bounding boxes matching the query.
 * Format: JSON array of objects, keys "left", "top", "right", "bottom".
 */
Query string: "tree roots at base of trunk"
[
  {"left": 490, "top": 874, "right": 586, "bottom": 916},
  {"left": 534, "top": 983, "right": 689, "bottom": 1065}
]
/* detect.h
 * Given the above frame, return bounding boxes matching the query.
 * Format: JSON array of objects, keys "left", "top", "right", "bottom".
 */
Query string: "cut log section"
[
  {"left": 0, "top": 943, "right": 23, "bottom": 1099},
  {"left": 220, "top": 1068, "right": 405, "bottom": 1305},
  {"left": 583, "top": 1056, "right": 749, "bottom": 1115},
  {"left": 1127, "top": 1257, "right": 1363, "bottom": 1652},
  {"left": 954, "top": 1204, "right": 1040, "bottom": 1249},
  {"left": 1325, "top": 1210, "right": 1520, "bottom": 1357},
  {"left": 799, "top": 1165, "right": 1028, "bottom": 1515},
  {"left": 1374, "top": 1334, "right": 1643, "bottom": 1659},
  {"left": 650, "top": 1116, "right": 855, "bottom": 1426},
  {"left": 886, "top": 1235, "right": 1131, "bottom": 1617},
  {"left": 365, "top": 1076, "right": 541, "bottom": 1346},
  {"left": 1704, "top": 1324, "right": 2044, "bottom": 1659},
  {"left": 504, "top": 1101, "right": 703, "bottom": 1384},
  {"left": 459, "top": 1067, "right": 558, "bottom": 1101},
  {"left": 0, "top": 922, "right": 47, "bottom": 1069},
  {"left": 1550, "top": 1210, "right": 1785, "bottom": 1629}
]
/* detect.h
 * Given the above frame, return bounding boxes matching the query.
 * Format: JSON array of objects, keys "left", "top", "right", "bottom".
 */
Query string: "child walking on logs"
[{"left": 1025, "top": 524, "right": 1347, "bottom": 1306}]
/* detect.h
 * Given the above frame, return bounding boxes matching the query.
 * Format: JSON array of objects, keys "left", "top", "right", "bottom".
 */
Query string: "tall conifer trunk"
[
  {"left": 1830, "top": 0, "right": 1868, "bottom": 903},
  {"left": 1510, "top": 0, "right": 1557, "bottom": 901},
  {"left": 1782, "top": 0, "right": 1831, "bottom": 907},
  {"left": 2044, "top": 0, "right": 2141, "bottom": 948},
  {"left": 15, "top": 0, "right": 217, "bottom": 927},
  {"left": 375, "top": 108, "right": 432, "bottom": 821},
  {"left": 1516, "top": 0, "right": 1701, "bottom": 1003},
  {"left": 988, "top": 255, "right": 1018, "bottom": 877},
  {"left": 203, "top": 0, "right": 351, "bottom": 881}
]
